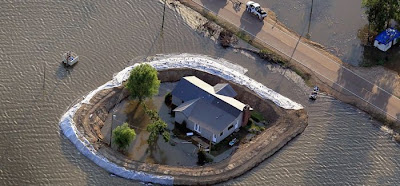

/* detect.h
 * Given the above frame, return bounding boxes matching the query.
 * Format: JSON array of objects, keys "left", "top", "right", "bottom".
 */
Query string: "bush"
[
  {"left": 251, "top": 111, "right": 265, "bottom": 122},
  {"left": 197, "top": 150, "right": 213, "bottom": 165},
  {"left": 164, "top": 92, "right": 172, "bottom": 106},
  {"left": 197, "top": 150, "right": 207, "bottom": 165},
  {"left": 112, "top": 123, "right": 136, "bottom": 151}
]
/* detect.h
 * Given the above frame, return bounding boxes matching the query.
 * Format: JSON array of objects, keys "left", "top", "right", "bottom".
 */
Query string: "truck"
[{"left": 246, "top": 1, "right": 267, "bottom": 21}]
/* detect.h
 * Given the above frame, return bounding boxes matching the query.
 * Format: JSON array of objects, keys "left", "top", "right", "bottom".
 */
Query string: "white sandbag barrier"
[{"left": 59, "top": 54, "right": 303, "bottom": 184}]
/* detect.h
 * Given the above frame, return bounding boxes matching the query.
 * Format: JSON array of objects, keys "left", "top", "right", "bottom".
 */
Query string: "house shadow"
[{"left": 199, "top": 0, "right": 227, "bottom": 15}]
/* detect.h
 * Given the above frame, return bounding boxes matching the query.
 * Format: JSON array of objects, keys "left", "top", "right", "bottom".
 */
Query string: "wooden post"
[{"left": 209, "top": 139, "right": 212, "bottom": 154}]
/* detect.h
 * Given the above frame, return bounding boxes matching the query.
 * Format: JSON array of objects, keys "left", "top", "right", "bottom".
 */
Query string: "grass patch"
[
  {"left": 250, "top": 111, "right": 265, "bottom": 122},
  {"left": 245, "top": 119, "right": 265, "bottom": 134},
  {"left": 259, "top": 48, "right": 288, "bottom": 65},
  {"left": 235, "top": 31, "right": 252, "bottom": 43}
]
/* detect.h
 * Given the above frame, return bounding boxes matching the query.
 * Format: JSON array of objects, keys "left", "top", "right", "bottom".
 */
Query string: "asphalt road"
[{"left": 193, "top": 0, "right": 400, "bottom": 122}]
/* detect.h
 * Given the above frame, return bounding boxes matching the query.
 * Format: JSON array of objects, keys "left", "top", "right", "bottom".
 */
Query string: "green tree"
[
  {"left": 112, "top": 122, "right": 136, "bottom": 151},
  {"left": 146, "top": 119, "right": 170, "bottom": 146},
  {"left": 126, "top": 64, "right": 160, "bottom": 103},
  {"left": 362, "top": 0, "right": 400, "bottom": 32}
]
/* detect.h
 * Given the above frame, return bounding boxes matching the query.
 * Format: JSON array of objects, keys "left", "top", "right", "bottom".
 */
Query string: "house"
[
  {"left": 171, "top": 76, "right": 251, "bottom": 144},
  {"left": 374, "top": 28, "right": 400, "bottom": 52}
]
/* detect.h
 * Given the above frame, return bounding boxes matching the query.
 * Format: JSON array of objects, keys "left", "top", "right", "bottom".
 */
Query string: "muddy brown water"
[{"left": 0, "top": 0, "right": 399, "bottom": 185}]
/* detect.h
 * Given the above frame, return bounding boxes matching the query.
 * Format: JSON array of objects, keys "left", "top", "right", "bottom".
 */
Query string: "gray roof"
[
  {"left": 171, "top": 76, "right": 214, "bottom": 103},
  {"left": 214, "top": 83, "right": 237, "bottom": 97},
  {"left": 171, "top": 76, "right": 245, "bottom": 115},
  {"left": 186, "top": 99, "right": 237, "bottom": 134},
  {"left": 172, "top": 76, "right": 247, "bottom": 134},
  {"left": 173, "top": 98, "right": 199, "bottom": 117}
]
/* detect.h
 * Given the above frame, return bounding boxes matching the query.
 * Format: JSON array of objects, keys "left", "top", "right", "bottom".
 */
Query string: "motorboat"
[{"left": 62, "top": 51, "right": 79, "bottom": 67}]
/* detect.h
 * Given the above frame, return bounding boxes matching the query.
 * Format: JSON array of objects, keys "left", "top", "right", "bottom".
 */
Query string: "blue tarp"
[{"left": 375, "top": 28, "right": 400, "bottom": 45}]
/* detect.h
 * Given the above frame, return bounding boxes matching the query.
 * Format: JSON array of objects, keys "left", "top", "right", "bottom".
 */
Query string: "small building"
[
  {"left": 171, "top": 76, "right": 251, "bottom": 144},
  {"left": 374, "top": 28, "right": 400, "bottom": 52}
]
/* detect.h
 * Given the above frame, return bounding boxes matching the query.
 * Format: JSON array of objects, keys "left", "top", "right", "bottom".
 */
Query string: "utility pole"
[
  {"left": 306, "top": 0, "right": 314, "bottom": 39},
  {"left": 110, "top": 114, "right": 116, "bottom": 147},
  {"left": 161, "top": 0, "right": 167, "bottom": 30}
]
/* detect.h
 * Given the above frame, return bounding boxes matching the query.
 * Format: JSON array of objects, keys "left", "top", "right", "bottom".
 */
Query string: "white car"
[{"left": 246, "top": 1, "right": 267, "bottom": 21}]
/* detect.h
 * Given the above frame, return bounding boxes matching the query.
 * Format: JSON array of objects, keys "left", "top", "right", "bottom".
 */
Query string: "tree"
[
  {"left": 362, "top": 0, "right": 400, "bottom": 32},
  {"left": 146, "top": 119, "right": 170, "bottom": 146},
  {"left": 112, "top": 122, "right": 136, "bottom": 151},
  {"left": 126, "top": 64, "right": 160, "bottom": 103}
]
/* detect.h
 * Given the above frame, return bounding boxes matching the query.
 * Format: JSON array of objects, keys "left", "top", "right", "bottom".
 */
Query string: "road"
[{"left": 192, "top": 0, "right": 400, "bottom": 122}]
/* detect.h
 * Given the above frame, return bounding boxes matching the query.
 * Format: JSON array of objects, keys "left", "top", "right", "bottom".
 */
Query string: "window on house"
[
  {"left": 228, "top": 124, "right": 233, "bottom": 130},
  {"left": 194, "top": 123, "right": 201, "bottom": 133}
]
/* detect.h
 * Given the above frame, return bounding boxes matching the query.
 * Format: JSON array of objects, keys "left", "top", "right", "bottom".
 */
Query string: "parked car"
[{"left": 246, "top": 1, "right": 267, "bottom": 21}]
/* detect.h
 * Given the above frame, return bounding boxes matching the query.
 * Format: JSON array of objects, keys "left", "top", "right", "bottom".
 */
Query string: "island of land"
[{"left": 60, "top": 55, "right": 308, "bottom": 185}]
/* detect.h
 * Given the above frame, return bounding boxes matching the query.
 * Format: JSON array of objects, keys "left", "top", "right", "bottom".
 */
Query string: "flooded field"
[{"left": 0, "top": 0, "right": 399, "bottom": 185}]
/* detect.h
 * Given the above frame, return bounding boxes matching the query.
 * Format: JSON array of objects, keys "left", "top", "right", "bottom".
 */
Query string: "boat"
[
  {"left": 62, "top": 51, "right": 79, "bottom": 67},
  {"left": 309, "top": 86, "right": 319, "bottom": 100}
]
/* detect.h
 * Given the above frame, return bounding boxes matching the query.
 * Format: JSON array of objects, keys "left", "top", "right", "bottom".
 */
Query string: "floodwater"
[
  {"left": 0, "top": 0, "right": 399, "bottom": 185},
  {"left": 257, "top": 0, "right": 367, "bottom": 66}
]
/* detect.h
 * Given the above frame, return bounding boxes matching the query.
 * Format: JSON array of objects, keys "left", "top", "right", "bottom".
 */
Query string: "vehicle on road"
[
  {"left": 246, "top": 1, "right": 267, "bottom": 21},
  {"left": 309, "top": 86, "right": 319, "bottom": 100}
]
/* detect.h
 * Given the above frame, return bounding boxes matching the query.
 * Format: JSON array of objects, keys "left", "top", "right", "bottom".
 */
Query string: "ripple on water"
[{"left": 0, "top": 0, "right": 399, "bottom": 185}]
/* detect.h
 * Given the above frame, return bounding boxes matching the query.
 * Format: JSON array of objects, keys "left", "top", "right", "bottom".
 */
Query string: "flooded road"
[
  {"left": 257, "top": 0, "right": 367, "bottom": 66},
  {"left": 0, "top": 0, "right": 399, "bottom": 185}
]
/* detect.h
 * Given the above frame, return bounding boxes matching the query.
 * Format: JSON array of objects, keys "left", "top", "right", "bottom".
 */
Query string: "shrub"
[
  {"left": 197, "top": 150, "right": 213, "bottom": 165},
  {"left": 112, "top": 123, "right": 136, "bottom": 151},
  {"left": 197, "top": 150, "right": 207, "bottom": 165}
]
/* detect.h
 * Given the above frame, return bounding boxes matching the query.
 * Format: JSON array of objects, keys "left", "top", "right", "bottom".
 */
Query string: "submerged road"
[{"left": 190, "top": 0, "right": 400, "bottom": 122}]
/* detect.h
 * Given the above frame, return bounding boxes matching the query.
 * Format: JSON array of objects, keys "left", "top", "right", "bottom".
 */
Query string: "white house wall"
[
  {"left": 175, "top": 112, "right": 185, "bottom": 124},
  {"left": 214, "top": 113, "right": 243, "bottom": 143}
]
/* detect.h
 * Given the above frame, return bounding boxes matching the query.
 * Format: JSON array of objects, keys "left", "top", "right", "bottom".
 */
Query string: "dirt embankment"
[{"left": 73, "top": 68, "right": 308, "bottom": 185}]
